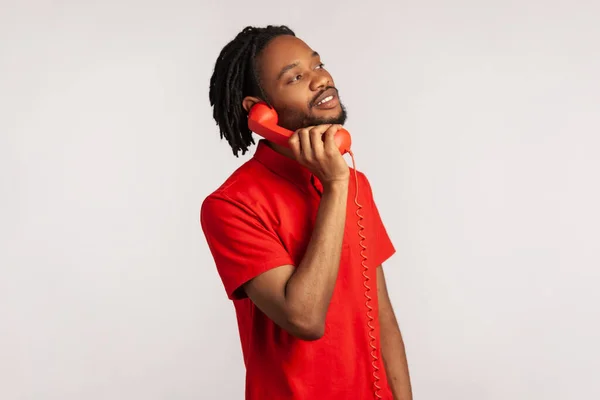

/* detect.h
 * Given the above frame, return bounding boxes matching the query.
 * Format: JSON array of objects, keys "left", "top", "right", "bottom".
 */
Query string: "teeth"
[{"left": 317, "top": 95, "right": 333, "bottom": 105}]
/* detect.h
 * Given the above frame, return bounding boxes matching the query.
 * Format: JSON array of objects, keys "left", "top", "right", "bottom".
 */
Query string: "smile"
[
  {"left": 313, "top": 88, "right": 340, "bottom": 110},
  {"left": 317, "top": 95, "right": 334, "bottom": 106}
]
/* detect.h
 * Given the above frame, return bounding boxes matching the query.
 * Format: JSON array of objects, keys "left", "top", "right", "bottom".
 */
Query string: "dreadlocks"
[{"left": 209, "top": 25, "right": 295, "bottom": 157}]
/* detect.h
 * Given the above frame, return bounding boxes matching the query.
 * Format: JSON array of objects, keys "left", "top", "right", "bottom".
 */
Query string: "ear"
[{"left": 242, "top": 96, "right": 263, "bottom": 113}]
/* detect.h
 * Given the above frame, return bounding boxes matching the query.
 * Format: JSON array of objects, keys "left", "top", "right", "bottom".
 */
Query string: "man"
[{"left": 201, "top": 25, "right": 412, "bottom": 399}]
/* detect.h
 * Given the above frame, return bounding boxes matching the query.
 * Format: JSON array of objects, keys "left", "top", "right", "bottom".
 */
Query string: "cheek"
[{"left": 275, "top": 87, "right": 312, "bottom": 111}]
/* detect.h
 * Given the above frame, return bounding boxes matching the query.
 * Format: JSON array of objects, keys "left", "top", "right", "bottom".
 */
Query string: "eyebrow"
[{"left": 277, "top": 51, "right": 320, "bottom": 80}]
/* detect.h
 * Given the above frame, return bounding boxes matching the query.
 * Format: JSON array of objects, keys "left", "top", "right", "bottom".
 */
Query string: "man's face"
[{"left": 254, "top": 35, "right": 347, "bottom": 131}]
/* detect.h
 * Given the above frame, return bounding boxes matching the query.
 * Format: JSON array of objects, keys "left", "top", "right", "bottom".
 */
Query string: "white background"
[{"left": 1, "top": 0, "right": 599, "bottom": 399}]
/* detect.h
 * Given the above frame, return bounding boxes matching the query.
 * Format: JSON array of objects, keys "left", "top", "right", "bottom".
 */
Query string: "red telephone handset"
[{"left": 247, "top": 102, "right": 352, "bottom": 154}]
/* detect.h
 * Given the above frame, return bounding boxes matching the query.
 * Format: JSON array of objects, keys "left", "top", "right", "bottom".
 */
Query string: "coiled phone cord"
[{"left": 348, "top": 150, "right": 383, "bottom": 399}]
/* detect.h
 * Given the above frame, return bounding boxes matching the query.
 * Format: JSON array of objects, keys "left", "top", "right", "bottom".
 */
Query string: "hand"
[{"left": 288, "top": 124, "right": 350, "bottom": 186}]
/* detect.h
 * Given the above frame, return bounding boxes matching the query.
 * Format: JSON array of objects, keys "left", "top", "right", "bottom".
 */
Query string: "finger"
[
  {"left": 288, "top": 131, "right": 302, "bottom": 160},
  {"left": 298, "top": 128, "right": 313, "bottom": 162},
  {"left": 323, "top": 124, "right": 343, "bottom": 154},
  {"left": 310, "top": 124, "right": 331, "bottom": 161}
]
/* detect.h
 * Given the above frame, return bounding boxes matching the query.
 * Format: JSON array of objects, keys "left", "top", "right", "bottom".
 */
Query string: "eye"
[
  {"left": 315, "top": 63, "right": 325, "bottom": 69},
  {"left": 289, "top": 74, "right": 302, "bottom": 83}
]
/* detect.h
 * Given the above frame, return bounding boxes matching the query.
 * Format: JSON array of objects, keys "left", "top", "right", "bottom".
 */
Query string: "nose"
[{"left": 309, "top": 72, "right": 329, "bottom": 91}]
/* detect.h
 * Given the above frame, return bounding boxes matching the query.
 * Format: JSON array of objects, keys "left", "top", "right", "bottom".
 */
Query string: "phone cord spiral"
[{"left": 348, "top": 150, "right": 382, "bottom": 399}]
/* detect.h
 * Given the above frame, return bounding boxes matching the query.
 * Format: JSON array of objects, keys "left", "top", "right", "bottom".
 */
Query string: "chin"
[{"left": 316, "top": 105, "right": 346, "bottom": 125}]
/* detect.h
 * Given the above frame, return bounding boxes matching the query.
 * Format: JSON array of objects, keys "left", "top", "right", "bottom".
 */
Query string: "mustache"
[{"left": 310, "top": 86, "right": 338, "bottom": 107}]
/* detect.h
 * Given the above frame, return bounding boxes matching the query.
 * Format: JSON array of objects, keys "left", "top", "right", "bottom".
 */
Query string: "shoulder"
[{"left": 200, "top": 158, "right": 276, "bottom": 220}]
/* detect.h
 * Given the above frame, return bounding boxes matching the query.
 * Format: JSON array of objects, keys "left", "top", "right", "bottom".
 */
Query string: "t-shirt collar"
[{"left": 253, "top": 139, "right": 321, "bottom": 192}]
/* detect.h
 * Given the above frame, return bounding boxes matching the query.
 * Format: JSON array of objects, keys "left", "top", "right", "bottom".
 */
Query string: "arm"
[
  {"left": 378, "top": 265, "right": 413, "bottom": 400},
  {"left": 242, "top": 124, "right": 350, "bottom": 341},
  {"left": 243, "top": 180, "right": 348, "bottom": 340}
]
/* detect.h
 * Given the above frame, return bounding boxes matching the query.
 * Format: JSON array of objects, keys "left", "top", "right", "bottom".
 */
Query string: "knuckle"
[{"left": 324, "top": 131, "right": 336, "bottom": 142}]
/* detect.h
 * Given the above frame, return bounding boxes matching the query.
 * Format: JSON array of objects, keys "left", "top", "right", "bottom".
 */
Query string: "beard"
[{"left": 276, "top": 95, "right": 348, "bottom": 132}]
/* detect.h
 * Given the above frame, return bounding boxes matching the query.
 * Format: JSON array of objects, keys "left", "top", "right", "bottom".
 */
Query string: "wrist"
[{"left": 322, "top": 179, "right": 349, "bottom": 193}]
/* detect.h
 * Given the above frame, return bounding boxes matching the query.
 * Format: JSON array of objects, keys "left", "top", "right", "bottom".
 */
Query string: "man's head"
[{"left": 209, "top": 25, "right": 347, "bottom": 157}]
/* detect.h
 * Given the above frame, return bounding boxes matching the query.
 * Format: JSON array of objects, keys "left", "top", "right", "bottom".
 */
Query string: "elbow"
[
  {"left": 296, "top": 325, "right": 325, "bottom": 341},
  {"left": 294, "top": 325, "right": 325, "bottom": 341},
  {"left": 287, "top": 316, "right": 325, "bottom": 341}
]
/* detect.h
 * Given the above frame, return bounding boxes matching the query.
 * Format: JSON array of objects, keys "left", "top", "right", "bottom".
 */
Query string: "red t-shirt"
[{"left": 201, "top": 140, "right": 396, "bottom": 399}]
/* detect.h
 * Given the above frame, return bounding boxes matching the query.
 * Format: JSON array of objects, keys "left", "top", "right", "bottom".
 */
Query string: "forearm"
[
  {"left": 285, "top": 181, "right": 348, "bottom": 331},
  {"left": 381, "top": 315, "right": 412, "bottom": 400}
]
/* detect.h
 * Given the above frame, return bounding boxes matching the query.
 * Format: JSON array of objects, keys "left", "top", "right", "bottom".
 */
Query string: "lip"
[{"left": 313, "top": 88, "right": 339, "bottom": 109}]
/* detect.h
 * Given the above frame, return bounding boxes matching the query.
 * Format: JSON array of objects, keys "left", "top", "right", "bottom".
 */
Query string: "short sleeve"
[
  {"left": 360, "top": 173, "right": 396, "bottom": 268},
  {"left": 200, "top": 194, "right": 295, "bottom": 300}
]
